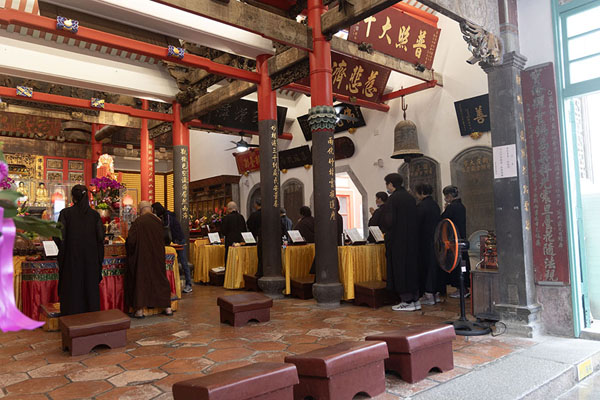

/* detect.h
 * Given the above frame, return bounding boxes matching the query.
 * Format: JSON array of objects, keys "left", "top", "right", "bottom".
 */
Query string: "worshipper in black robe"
[
  {"left": 220, "top": 201, "right": 247, "bottom": 265},
  {"left": 55, "top": 184, "right": 104, "bottom": 316},
  {"left": 441, "top": 185, "right": 471, "bottom": 297},
  {"left": 415, "top": 183, "right": 443, "bottom": 305},
  {"left": 126, "top": 201, "right": 172, "bottom": 318},
  {"left": 367, "top": 191, "right": 388, "bottom": 243},
  {"left": 381, "top": 173, "right": 420, "bottom": 312},
  {"left": 294, "top": 206, "right": 315, "bottom": 243},
  {"left": 246, "top": 199, "right": 262, "bottom": 277}
]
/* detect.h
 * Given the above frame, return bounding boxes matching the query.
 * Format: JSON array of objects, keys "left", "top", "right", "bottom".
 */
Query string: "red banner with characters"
[
  {"left": 233, "top": 148, "right": 260, "bottom": 174},
  {"left": 348, "top": 7, "right": 440, "bottom": 70},
  {"left": 522, "top": 62, "right": 569, "bottom": 284}
]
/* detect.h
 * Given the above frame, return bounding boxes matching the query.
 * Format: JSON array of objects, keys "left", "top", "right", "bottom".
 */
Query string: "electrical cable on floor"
[{"left": 491, "top": 321, "right": 507, "bottom": 337}]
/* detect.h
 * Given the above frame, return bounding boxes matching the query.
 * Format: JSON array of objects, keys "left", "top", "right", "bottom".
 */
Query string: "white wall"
[
  {"left": 235, "top": 14, "right": 491, "bottom": 218},
  {"left": 517, "top": 0, "right": 556, "bottom": 67},
  {"left": 189, "top": 130, "right": 242, "bottom": 181}
]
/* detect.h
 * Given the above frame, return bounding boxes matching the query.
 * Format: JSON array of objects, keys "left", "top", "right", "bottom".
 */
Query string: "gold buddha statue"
[
  {"left": 17, "top": 181, "right": 29, "bottom": 201},
  {"left": 35, "top": 182, "right": 50, "bottom": 206}
]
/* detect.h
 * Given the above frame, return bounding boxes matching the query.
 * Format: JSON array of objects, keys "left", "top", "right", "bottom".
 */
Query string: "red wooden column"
[
  {"left": 91, "top": 123, "right": 103, "bottom": 180},
  {"left": 257, "top": 54, "right": 285, "bottom": 297},
  {"left": 140, "top": 99, "right": 155, "bottom": 202},
  {"left": 307, "top": 0, "right": 342, "bottom": 307},
  {"left": 172, "top": 101, "right": 190, "bottom": 239}
]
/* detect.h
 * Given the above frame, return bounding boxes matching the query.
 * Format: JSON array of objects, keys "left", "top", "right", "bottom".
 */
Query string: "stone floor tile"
[
  {"left": 0, "top": 394, "right": 49, "bottom": 400},
  {"left": 0, "top": 358, "right": 47, "bottom": 374},
  {"left": 153, "top": 393, "right": 174, "bottom": 400},
  {"left": 427, "top": 366, "right": 471, "bottom": 383},
  {"left": 5, "top": 376, "right": 69, "bottom": 395},
  {"left": 28, "top": 362, "right": 84, "bottom": 378},
  {"left": 205, "top": 347, "right": 254, "bottom": 362},
  {"left": 249, "top": 351, "right": 290, "bottom": 363},
  {"left": 0, "top": 372, "right": 29, "bottom": 387},
  {"left": 244, "top": 341, "right": 288, "bottom": 351},
  {"left": 47, "top": 381, "right": 113, "bottom": 400},
  {"left": 160, "top": 358, "right": 214, "bottom": 374},
  {"left": 461, "top": 343, "right": 515, "bottom": 359},
  {"left": 280, "top": 335, "right": 318, "bottom": 344},
  {"left": 120, "top": 355, "right": 172, "bottom": 370},
  {"left": 209, "top": 339, "right": 250, "bottom": 349},
  {"left": 95, "top": 384, "right": 162, "bottom": 400},
  {"left": 126, "top": 345, "right": 172, "bottom": 357},
  {"left": 452, "top": 351, "right": 494, "bottom": 369},
  {"left": 82, "top": 352, "right": 133, "bottom": 367},
  {"left": 167, "top": 346, "right": 209, "bottom": 358},
  {"left": 67, "top": 365, "right": 124, "bottom": 381},
  {"left": 205, "top": 360, "right": 253, "bottom": 374},
  {"left": 107, "top": 369, "right": 167, "bottom": 387},
  {"left": 154, "top": 373, "right": 204, "bottom": 392},
  {"left": 385, "top": 374, "right": 439, "bottom": 397}
]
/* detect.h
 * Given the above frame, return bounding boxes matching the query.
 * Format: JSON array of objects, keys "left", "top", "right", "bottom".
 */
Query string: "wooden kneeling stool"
[
  {"left": 59, "top": 309, "right": 130, "bottom": 356},
  {"left": 354, "top": 281, "right": 398, "bottom": 308},
  {"left": 173, "top": 362, "right": 298, "bottom": 400},
  {"left": 209, "top": 270, "right": 225, "bottom": 286},
  {"left": 217, "top": 293, "right": 273, "bottom": 327},
  {"left": 243, "top": 274, "right": 261, "bottom": 292},
  {"left": 290, "top": 276, "right": 314, "bottom": 299},
  {"left": 40, "top": 303, "right": 61, "bottom": 332},
  {"left": 365, "top": 324, "right": 455, "bottom": 383},
  {"left": 285, "top": 341, "right": 388, "bottom": 400}
]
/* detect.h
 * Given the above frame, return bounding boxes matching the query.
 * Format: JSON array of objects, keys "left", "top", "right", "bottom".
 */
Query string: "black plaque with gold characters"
[
  {"left": 279, "top": 145, "right": 312, "bottom": 170},
  {"left": 454, "top": 94, "right": 491, "bottom": 137},
  {"left": 204, "top": 99, "right": 288, "bottom": 135},
  {"left": 298, "top": 103, "right": 366, "bottom": 141}
]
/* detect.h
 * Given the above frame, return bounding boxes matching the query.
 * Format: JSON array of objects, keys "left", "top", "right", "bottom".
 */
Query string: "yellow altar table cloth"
[
  {"left": 338, "top": 244, "right": 386, "bottom": 300},
  {"left": 282, "top": 244, "right": 315, "bottom": 295},
  {"left": 193, "top": 242, "right": 225, "bottom": 283},
  {"left": 190, "top": 238, "right": 209, "bottom": 266},
  {"left": 223, "top": 246, "right": 258, "bottom": 289},
  {"left": 13, "top": 256, "right": 27, "bottom": 311}
]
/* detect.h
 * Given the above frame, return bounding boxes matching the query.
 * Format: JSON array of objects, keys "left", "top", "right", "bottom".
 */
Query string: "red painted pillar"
[
  {"left": 172, "top": 101, "right": 190, "bottom": 238},
  {"left": 307, "top": 0, "right": 342, "bottom": 307},
  {"left": 91, "top": 123, "right": 103, "bottom": 182},
  {"left": 140, "top": 99, "right": 155, "bottom": 202},
  {"left": 256, "top": 54, "right": 285, "bottom": 296}
]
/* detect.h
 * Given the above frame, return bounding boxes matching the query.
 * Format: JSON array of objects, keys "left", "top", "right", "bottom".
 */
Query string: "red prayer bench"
[
  {"left": 172, "top": 362, "right": 299, "bottom": 400},
  {"left": 365, "top": 324, "right": 455, "bottom": 383},
  {"left": 40, "top": 303, "right": 61, "bottom": 332},
  {"left": 243, "top": 274, "right": 261, "bottom": 292},
  {"left": 217, "top": 293, "right": 273, "bottom": 327},
  {"left": 59, "top": 309, "right": 130, "bottom": 356},
  {"left": 354, "top": 281, "right": 398, "bottom": 308},
  {"left": 284, "top": 341, "right": 388, "bottom": 400},
  {"left": 209, "top": 270, "right": 225, "bottom": 286},
  {"left": 291, "top": 276, "right": 314, "bottom": 300}
]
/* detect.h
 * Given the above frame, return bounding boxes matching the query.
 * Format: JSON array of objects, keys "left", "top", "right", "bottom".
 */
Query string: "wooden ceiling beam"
[
  {"left": 181, "top": 80, "right": 257, "bottom": 122},
  {"left": 321, "top": 0, "right": 400, "bottom": 36}
]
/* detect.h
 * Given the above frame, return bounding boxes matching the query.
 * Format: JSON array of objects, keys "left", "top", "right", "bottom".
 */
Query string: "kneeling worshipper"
[
  {"left": 126, "top": 201, "right": 172, "bottom": 318},
  {"left": 55, "top": 184, "right": 104, "bottom": 316}
]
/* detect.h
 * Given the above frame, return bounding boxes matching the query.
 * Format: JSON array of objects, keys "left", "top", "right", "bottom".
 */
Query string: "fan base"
[{"left": 445, "top": 319, "right": 491, "bottom": 336}]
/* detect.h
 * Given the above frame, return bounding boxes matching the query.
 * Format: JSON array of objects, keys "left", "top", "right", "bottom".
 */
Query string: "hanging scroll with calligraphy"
[
  {"left": 296, "top": 54, "right": 390, "bottom": 103},
  {"left": 454, "top": 94, "right": 491, "bottom": 137},
  {"left": 203, "top": 99, "right": 288, "bottom": 135},
  {"left": 348, "top": 8, "right": 440, "bottom": 70},
  {"left": 521, "top": 62, "right": 569, "bottom": 284},
  {"left": 233, "top": 148, "right": 261, "bottom": 175},
  {"left": 298, "top": 103, "right": 366, "bottom": 141}
]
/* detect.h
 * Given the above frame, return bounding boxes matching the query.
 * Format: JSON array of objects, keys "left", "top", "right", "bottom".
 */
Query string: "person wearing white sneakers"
[{"left": 380, "top": 174, "right": 420, "bottom": 312}]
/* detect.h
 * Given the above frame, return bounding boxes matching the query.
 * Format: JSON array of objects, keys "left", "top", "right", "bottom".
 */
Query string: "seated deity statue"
[{"left": 35, "top": 182, "right": 50, "bottom": 205}]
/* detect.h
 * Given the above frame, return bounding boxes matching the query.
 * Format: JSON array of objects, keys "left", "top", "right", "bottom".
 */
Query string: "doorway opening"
[{"left": 336, "top": 172, "right": 363, "bottom": 233}]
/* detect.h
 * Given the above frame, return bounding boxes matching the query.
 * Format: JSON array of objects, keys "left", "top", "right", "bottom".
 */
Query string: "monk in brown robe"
[{"left": 125, "top": 201, "right": 172, "bottom": 318}]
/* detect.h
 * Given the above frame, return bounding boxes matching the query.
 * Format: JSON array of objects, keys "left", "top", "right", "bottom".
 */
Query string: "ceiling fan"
[{"left": 225, "top": 133, "right": 260, "bottom": 153}]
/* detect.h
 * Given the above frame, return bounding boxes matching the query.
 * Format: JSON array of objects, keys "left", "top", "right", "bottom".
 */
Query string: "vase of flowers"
[{"left": 90, "top": 176, "right": 124, "bottom": 215}]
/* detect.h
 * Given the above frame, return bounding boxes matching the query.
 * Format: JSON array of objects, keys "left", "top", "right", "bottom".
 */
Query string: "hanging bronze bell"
[{"left": 391, "top": 119, "right": 423, "bottom": 160}]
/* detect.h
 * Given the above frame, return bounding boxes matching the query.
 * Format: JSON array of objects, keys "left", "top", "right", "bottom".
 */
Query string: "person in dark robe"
[
  {"left": 220, "top": 201, "right": 247, "bottom": 265},
  {"left": 368, "top": 191, "right": 388, "bottom": 242},
  {"left": 294, "top": 206, "right": 315, "bottom": 243},
  {"left": 55, "top": 184, "right": 104, "bottom": 316},
  {"left": 441, "top": 185, "right": 471, "bottom": 298},
  {"left": 280, "top": 208, "right": 293, "bottom": 235},
  {"left": 415, "top": 183, "right": 443, "bottom": 305},
  {"left": 152, "top": 202, "right": 192, "bottom": 294},
  {"left": 126, "top": 201, "right": 172, "bottom": 318},
  {"left": 381, "top": 173, "right": 420, "bottom": 312},
  {"left": 246, "top": 199, "right": 262, "bottom": 277}
]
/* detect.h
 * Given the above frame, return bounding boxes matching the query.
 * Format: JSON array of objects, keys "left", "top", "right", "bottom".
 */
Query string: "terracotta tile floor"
[{"left": 0, "top": 286, "right": 537, "bottom": 399}]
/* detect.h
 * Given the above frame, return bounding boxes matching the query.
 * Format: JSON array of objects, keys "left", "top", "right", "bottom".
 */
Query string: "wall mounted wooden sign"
[
  {"left": 232, "top": 148, "right": 260, "bottom": 174},
  {"left": 298, "top": 103, "right": 366, "bottom": 141},
  {"left": 348, "top": 7, "right": 440, "bottom": 70},
  {"left": 204, "top": 99, "right": 288, "bottom": 135},
  {"left": 279, "top": 145, "right": 312, "bottom": 170},
  {"left": 454, "top": 94, "right": 491, "bottom": 137}
]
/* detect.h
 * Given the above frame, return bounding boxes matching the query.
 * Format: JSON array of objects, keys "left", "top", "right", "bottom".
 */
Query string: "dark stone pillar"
[
  {"left": 309, "top": 106, "right": 343, "bottom": 307},
  {"left": 484, "top": 52, "right": 541, "bottom": 337},
  {"left": 257, "top": 54, "right": 285, "bottom": 298}
]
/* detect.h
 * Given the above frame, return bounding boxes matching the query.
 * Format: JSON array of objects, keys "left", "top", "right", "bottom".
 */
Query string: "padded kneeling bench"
[
  {"left": 217, "top": 293, "right": 273, "bottom": 327},
  {"left": 209, "top": 270, "right": 225, "bottom": 286},
  {"left": 354, "top": 281, "right": 398, "bottom": 308},
  {"left": 173, "top": 362, "right": 298, "bottom": 400},
  {"left": 40, "top": 303, "right": 61, "bottom": 332},
  {"left": 284, "top": 341, "right": 388, "bottom": 400},
  {"left": 290, "top": 276, "right": 314, "bottom": 299},
  {"left": 243, "top": 274, "right": 261, "bottom": 292},
  {"left": 365, "top": 324, "right": 455, "bottom": 383},
  {"left": 59, "top": 309, "right": 130, "bottom": 356}
]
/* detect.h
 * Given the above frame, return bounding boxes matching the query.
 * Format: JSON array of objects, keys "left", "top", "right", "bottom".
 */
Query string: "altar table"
[
  {"left": 282, "top": 244, "right": 315, "bottom": 295},
  {"left": 338, "top": 244, "right": 386, "bottom": 300},
  {"left": 223, "top": 246, "right": 258, "bottom": 289},
  {"left": 16, "top": 247, "right": 180, "bottom": 321},
  {"left": 192, "top": 240, "right": 225, "bottom": 284}
]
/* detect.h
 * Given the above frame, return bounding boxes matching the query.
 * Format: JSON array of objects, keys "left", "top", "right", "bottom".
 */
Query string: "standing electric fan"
[{"left": 434, "top": 218, "right": 491, "bottom": 336}]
